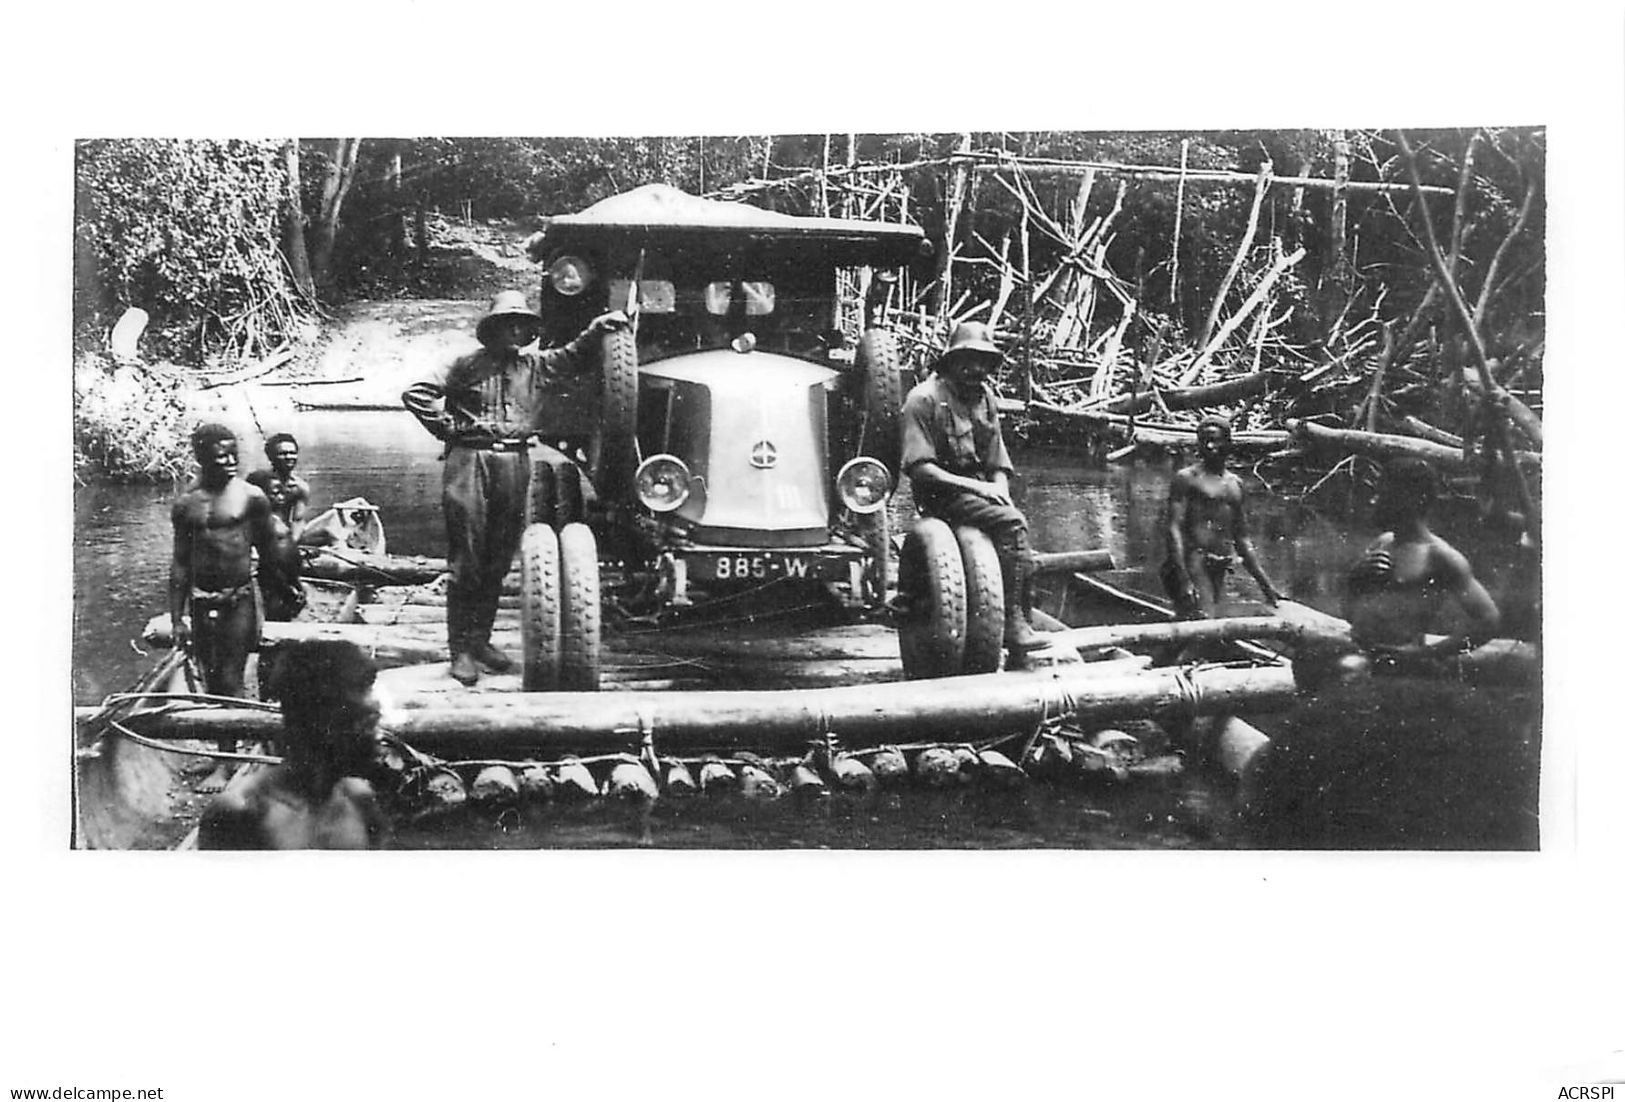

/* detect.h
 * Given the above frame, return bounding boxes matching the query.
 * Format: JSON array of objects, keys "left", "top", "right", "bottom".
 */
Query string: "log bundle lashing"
[
  {"left": 710, "top": 134, "right": 1541, "bottom": 508},
  {"left": 80, "top": 538, "right": 1321, "bottom": 836}
]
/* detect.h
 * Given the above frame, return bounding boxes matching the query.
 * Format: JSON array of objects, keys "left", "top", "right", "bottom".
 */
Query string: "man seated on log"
[
  {"left": 1161, "top": 413, "right": 1282, "bottom": 619},
  {"left": 245, "top": 432, "right": 310, "bottom": 622},
  {"left": 402, "top": 291, "right": 628, "bottom": 685},
  {"left": 1343, "top": 458, "right": 1499, "bottom": 673},
  {"left": 198, "top": 639, "right": 389, "bottom": 849},
  {"left": 900, "top": 321, "right": 1048, "bottom": 657},
  {"left": 170, "top": 423, "right": 279, "bottom": 792}
]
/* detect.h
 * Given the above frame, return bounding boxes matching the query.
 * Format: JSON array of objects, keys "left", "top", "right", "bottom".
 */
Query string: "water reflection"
[
  {"left": 73, "top": 412, "right": 1529, "bottom": 703},
  {"left": 70, "top": 410, "right": 1539, "bottom": 850}
]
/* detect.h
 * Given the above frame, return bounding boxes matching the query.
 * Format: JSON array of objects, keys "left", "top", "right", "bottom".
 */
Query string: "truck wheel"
[
  {"left": 557, "top": 522, "right": 602, "bottom": 692},
  {"left": 520, "top": 523, "right": 563, "bottom": 691},
  {"left": 590, "top": 326, "right": 639, "bottom": 501},
  {"left": 955, "top": 525, "right": 1005, "bottom": 675},
  {"left": 861, "top": 504, "right": 892, "bottom": 607},
  {"left": 526, "top": 460, "right": 556, "bottom": 529},
  {"left": 855, "top": 329, "right": 905, "bottom": 476},
  {"left": 897, "top": 517, "right": 967, "bottom": 679}
]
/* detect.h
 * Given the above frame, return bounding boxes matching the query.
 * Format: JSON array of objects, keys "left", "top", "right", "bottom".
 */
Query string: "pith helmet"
[
  {"left": 933, "top": 321, "right": 1003, "bottom": 371},
  {"left": 476, "top": 290, "right": 543, "bottom": 346}
]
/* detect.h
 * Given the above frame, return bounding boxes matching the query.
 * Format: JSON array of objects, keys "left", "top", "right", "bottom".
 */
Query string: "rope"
[
  {"left": 105, "top": 720, "right": 283, "bottom": 765},
  {"left": 1170, "top": 665, "right": 1203, "bottom": 721},
  {"left": 101, "top": 691, "right": 281, "bottom": 712}
]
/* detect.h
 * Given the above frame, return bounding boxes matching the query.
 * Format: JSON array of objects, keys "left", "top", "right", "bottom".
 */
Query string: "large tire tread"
[
  {"left": 897, "top": 517, "right": 967, "bottom": 679},
  {"left": 592, "top": 327, "right": 639, "bottom": 500},
  {"left": 855, "top": 329, "right": 906, "bottom": 476},
  {"left": 955, "top": 526, "right": 1005, "bottom": 675},
  {"left": 557, "top": 522, "right": 602, "bottom": 692},
  {"left": 520, "top": 523, "right": 563, "bottom": 690}
]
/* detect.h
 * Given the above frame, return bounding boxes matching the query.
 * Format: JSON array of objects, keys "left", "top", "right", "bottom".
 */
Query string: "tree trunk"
[
  {"left": 1082, "top": 367, "right": 1270, "bottom": 415},
  {"left": 384, "top": 144, "right": 406, "bottom": 255},
  {"left": 1287, "top": 418, "right": 1540, "bottom": 471},
  {"left": 1320, "top": 129, "right": 1352, "bottom": 339},
  {"left": 308, "top": 137, "right": 363, "bottom": 294},
  {"left": 85, "top": 663, "right": 1299, "bottom": 756},
  {"left": 279, "top": 140, "right": 315, "bottom": 299}
]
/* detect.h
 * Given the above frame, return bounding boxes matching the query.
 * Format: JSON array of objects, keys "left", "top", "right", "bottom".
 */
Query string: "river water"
[{"left": 71, "top": 409, "right": 1539, "bottom": 849}]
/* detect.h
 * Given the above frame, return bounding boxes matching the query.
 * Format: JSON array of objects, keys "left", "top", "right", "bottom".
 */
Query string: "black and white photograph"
[
  {"left": 12, "top": 6, "right": 1625, "bottom": 1099},
  {"left": 70, "top": 128, "right": 1545, "bottom": 852}
]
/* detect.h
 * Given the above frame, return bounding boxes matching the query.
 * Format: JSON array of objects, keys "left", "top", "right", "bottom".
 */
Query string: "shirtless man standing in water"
[
  {"left": 198, "top": 639, "right": 388, "bottom": 849},
  {"left": 170, "top": 423, "right": 279, "bottom": 792},
  {"left": 246, "top": 432, "right": 310, "bottom": 622},
  {"left": 1344, "top": 458, "right": 1499, "bottom": 667},
  {"left": 1162, "top": 414, "right": 1282, "bottom": 617}
]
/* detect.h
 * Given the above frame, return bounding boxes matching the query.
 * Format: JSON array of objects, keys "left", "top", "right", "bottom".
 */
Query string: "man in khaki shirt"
[
  {"left": 403, "top": 290, "right": 625, "bottom": 684},
  {"left": 899, "top": 322, "right": 1045, "bottom": 655}
]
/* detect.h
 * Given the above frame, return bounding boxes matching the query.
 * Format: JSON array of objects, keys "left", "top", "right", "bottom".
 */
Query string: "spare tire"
[
  {"left": 854, "top": 329, "right": 906, "bottom": 476},
  {"left": 590, "top": 325, "right": 639, "bottom": 501},
  {"left": 897, "top": 517, "right": 967, "bottom": 680}
]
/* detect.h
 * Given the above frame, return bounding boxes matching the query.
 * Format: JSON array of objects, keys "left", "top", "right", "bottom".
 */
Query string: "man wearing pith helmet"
[
  {"left": 403, "top": 290, "right": 628, "bottom": 685},
  {"left": 899, "top": 321, "right": 1048, "bottom": 655}
]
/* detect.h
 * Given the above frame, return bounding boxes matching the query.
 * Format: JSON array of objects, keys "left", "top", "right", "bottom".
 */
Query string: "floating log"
[
  {"left": 1028, "top": 402, "right": 1290, "bottom": 452},
  {"left": 553, "top": 758, "right": 598, "bottom": 800},
  {"left": 1041, "top": 611, "right": 1352, "bottom": 655},
  {"left": 868, "top": 746, "right": 909, "bottom": 785},
  {"left": 831, "top": 754, "right": 876, "bottom": 793},
  {"left": 1079, "top": 371, "right": 1269, "bottom": 416},
  {"left": 605, "top": 759, "right": 659, "bottom": 801},
  {"left": 470, "top": 765, "right": 519, "bottom": 806},
  {"left": 419, "top": 768, "right": 467, "bottom": 814},
  {"left": 1131, "top": 424, "right": 1290, "bottom": 452},
  {"left": 739, "top": 764, "right": 783, "bottom": 799},
  {"left": 698, "top": 758, "right": 737, "bottom": 794},
  {"left": 83, "top": 663, "right": 1295, "bottom": 759},
  {"left": 1031, "top": 549, "right": 1114, "bottom": 575},
  {"left": 664, "top": 760, "right": 698, "bottom": 796},
  {"left": 789, "top": 763, "right": 828, "bottom": 796},
  {"left": 1286, "top": 419, "right": 1540, "bottom": 472},
  {"left": 517, "top": 764, "right": 555, "bottom": 801},
  {"left": 914, "top": 746, "right": 962, "bottom": 787}
]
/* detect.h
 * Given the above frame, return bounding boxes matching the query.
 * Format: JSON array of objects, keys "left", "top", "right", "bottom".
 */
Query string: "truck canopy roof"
[{"left": 541, "top": 184, "right": 927, "bottom": 268}]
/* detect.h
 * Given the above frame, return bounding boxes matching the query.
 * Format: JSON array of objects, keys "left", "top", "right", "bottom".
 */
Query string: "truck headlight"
[
  {"left": 836, "top": 457, "right": 891, "bottom": 514},
  {"left": 548, "top": 255, "right": 593, "bottom": 296},
  {"left": 635, "top": 454, "right": 692, "bottom": 512}
]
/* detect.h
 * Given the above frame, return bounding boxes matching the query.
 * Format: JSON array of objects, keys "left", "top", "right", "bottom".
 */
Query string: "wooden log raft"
[
  {"left": 306, "top": 548, "right": 1105, "bottom": 589},
  {"left": 79, "top": 663, "right": 1300, "bottom": 756}
]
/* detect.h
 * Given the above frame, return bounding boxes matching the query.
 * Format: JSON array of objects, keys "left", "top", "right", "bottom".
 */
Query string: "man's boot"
[
  {"left": 1003, "top": 558, "right": 1047, "bottom": 654},
  {"left": 470, "top": 588, "right": 513, "bottom": 672},
  {"left": 447, "top": 593, "right": 479, "bottom": 686}
]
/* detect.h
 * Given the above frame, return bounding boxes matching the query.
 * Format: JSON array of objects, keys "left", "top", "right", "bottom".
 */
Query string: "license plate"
[{"left": 692, "top": 552, "right": 830, "bottom": 583}]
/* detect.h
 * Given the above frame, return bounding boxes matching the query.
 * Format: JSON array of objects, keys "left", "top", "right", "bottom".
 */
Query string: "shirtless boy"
[
  {"left": 170, "top": 423, "right": 278, "bottom": 792},
  {"left": 198, "top": 639, "right": 389, "bottom": 849},
  {"left": 1162, "top": 414, "right": 1282, "bottom": 617},
  {"left": 245, "top": 432, "right": 310, "bottom": 621},
  {"left": 1344, "top": 458, "right": 1499, "bottom": 667}
]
